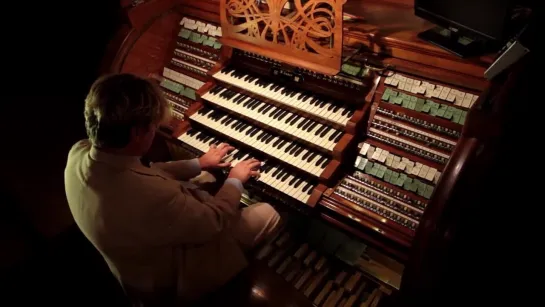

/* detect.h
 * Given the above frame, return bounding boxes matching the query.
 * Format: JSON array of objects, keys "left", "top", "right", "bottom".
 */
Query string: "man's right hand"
[{"left": 228, "top": 159, "right": 261, "bottom": 183}]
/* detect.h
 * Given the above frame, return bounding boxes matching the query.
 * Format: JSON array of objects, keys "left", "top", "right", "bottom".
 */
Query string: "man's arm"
[
  {"left": 140, "top": 159, "right": 259, "bottom": 246},
  {"left": 150, "top": 143, "right": 234, "bottom": 180},
  {"left": 144, "top": 179, "right": 243, "bottom": 246},
  {"left": 151, "top": 158, "right": 201, "bottom": 181}
]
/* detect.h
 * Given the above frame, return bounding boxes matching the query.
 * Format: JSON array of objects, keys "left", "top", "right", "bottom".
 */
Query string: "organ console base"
[{"left": 107, "top": 0, "right": 530, "bottom": 305}]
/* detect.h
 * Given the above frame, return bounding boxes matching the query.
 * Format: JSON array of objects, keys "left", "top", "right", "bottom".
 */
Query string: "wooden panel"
[
  {"left": 121, "top": 10, "right": 181, "bottom": 76},
  {"left": 220, "top": 0, "right": 347, "bottom": 75},
  {"left": 123, "top": 0, "right": 178, "bottom": 30},
  {"left": 175, "top": 0, "right": 221, "bottom": 23},
  {"left": 343, "top": 0, "right": 494, "bottom": 78}
]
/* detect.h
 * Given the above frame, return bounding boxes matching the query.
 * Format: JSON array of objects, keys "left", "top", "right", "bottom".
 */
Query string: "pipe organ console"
[{"left": 105, "top": 0, "right": 527, "bottom": 305}]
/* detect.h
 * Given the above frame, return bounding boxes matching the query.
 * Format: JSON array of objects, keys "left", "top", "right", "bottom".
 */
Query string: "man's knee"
[
  {"left": 235, "top": 203, "right": 282, "bottom": 248},
  {"left": 251, "top": 202, "right": 281, "bottom": 234}
]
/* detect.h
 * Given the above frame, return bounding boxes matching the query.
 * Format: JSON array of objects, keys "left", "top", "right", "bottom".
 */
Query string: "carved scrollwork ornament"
[{"left": 220, "top": 0, "right": 347, "bottom": 74}]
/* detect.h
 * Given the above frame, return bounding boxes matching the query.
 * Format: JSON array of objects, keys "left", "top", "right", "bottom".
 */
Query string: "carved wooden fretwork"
[{"left": 220, "top": 0, "right": 346, "bottom": 74}]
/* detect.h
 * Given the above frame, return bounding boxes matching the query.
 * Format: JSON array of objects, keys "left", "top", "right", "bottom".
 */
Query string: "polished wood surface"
[
  {"left": 103, "top": 0, "right": 530, "bottom": 305},
  {"left": 343, "top": 0, "right": 495, "bottom": 78}
]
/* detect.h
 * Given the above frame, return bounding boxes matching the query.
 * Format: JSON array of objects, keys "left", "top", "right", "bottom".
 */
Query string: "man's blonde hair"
[{"left": 84, "top": 73, "right": 169, "bottom": 148}]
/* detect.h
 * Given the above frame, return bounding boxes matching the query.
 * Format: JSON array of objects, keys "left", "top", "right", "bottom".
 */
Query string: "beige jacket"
[{"left": 64, "top": 140, "right": 247, "bottom": 301}]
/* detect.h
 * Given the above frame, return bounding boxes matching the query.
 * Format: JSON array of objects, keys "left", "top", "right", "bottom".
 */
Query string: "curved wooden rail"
[{"left": 399, "top": 135, "right": 480, "bottom": 297}]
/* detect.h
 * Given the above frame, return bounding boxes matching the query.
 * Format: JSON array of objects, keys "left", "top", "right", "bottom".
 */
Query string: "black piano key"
[
  {"left": 250, "top": 129, "right": 260, "bottom": 137},
  {"left": 275, "top": 169, "right": 285, "bottom": 179},
  {"left": 289, "top": 144, "right": 299, "bottom": 155},
  {"left": 334, "top": 132, "right": 343, "bottom": 143},
  {"left": 302, "top": 119, "right": 313, "bottom": 131},
  {"left": 302, "top": 95, "right": 313, "bottom": 102},
  {"left": 278, "top": 110, "right": 290, "bottom": 121},
  {"left": 270, "top": 108, "right": 282, "bottom": 118},
  {"left": 302, "top": 151, "right": 311, "bottom": 160},
  {"left": 209, "top": 85, "right": 221, "bottom": 94},
  {"left": 265, "top": 135, "right": 275, "bottom": 144},
  {"left": 289, "top": 115, "right": 300, "bottom": 125},
  {"left": 256, "top": 131, "right": 267, "bottom": 141},
  {"left": 281, "top": 172, "right": 290, "bottom": 181},
  {"left": 250, "top": 101, "right": 261, "bottom": 109},
  {"left": 245, "top": 127, "right": 256, "bottom": 135},
  {"left": 302, "top": 182, "right": 313, "bottom": 193},
  {"left": 319, "top": 127, "right": 331, "bottom": 138},
  {"left": 258, "top": 103, "right": 269, "bottom": 113},
  {"left": 293, "top": 178, "right": 303, "bottom": 188},
  {"left": 276, "top": 140, "right": 287, "bottom": 150},
  {"left": 306, "top": 152, "right": 317, "bottom": 162},
  {"left": 237, "top": 95, "right": 249, "bottom": 104},
  {"left": 329, "top": 130, "right": 342, "bottom": 141},
  {"left": 314, "top": 125, "right": 326, "bottom": 136},
  {"left": 273, "top": 109, "right": 285, "bottom": 119},
  {"left": 243, "top": 98, "right": 254, "bottom": 107},
  {"left": 284, "top": 142, "right": 295, "bottom": 153},
  {"left": 272, "top": 138, "right": 282, "bottom": 147},
  {"left": 297, "top": 118, "right": 309, "bottom": 129},
  {"left": 271, "top": 167, "right": 282, "bottom": 177},
  {"left": 289, "top": 177, "right": 298, "bottom": 185},
  {"left": 218, "top": 90, "right": 229, "bottom": 98},
  {"left": 261, "top": 133, "right": 273, "bottom": 142},
  {"left": 320, "top": 158, "right": 330, "bottom": 168},
  {"left": 285, "top": 113, "right": 297, "bottom": 123},
  {"left": 228, "top": 93, "right": 240, "bottom": 102},
  {"left": 315, "top": 156, "right": 326, "bottom": 167},
  {"left": 305, "top": 121, "right": 317, "bottom": 132}
]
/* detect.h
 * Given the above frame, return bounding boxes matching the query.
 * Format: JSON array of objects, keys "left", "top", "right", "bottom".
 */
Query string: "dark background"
[{"left": 1, "top": 2, "right": 130, "bottom": 305}]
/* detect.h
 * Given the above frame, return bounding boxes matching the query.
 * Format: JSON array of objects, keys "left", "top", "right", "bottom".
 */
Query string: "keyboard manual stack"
[{"left": 154, "top": 15, "right": 223, "bottom": 125}]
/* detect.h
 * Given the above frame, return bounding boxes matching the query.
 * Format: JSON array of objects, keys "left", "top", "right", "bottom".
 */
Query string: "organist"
[{"left": 64, "top": 73, "right": 281, "bottom": 306}]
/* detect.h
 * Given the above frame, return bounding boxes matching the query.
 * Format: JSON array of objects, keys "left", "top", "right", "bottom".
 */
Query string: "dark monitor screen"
[{"left": 415, "top": 0, "right": 511, "bottom": 40}]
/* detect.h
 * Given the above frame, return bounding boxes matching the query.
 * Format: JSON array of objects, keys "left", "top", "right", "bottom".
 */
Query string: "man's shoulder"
[{"left": 68, "top": 139, "right": 92, "bottom": 159}]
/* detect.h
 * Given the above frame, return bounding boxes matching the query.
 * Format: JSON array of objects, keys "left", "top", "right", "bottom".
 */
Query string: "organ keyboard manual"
[{"left": 104, "top": 0, "right": 533, "bottom": 306}]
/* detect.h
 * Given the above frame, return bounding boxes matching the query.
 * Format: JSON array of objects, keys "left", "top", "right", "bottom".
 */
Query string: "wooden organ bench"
[{"left": 102, "top": 0, "right": 530, "bottom": 306}]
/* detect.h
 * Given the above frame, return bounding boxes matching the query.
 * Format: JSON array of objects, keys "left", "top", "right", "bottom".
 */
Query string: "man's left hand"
[{"left": 198, "top": 143, "right": 235, "bottom": 170}]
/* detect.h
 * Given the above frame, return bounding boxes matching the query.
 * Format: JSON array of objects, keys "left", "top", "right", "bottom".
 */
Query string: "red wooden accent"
[
  {"left": 185, "top": 102, "right": 203, "bottom": 118},
  {"left": 319, "top": 197, "right": 412, "bottom": 247},
  {"left": 332, "top": 134, "right": 354, "bottom": 161},
  {"left": 319, "top": 160, "right": 341, "bottom": 184},
  {"left": 306, "top": 184, "right": 327, "bottom": 208},
  {"left": 123, "top": 0, "right": 178, "bottom": 30},
  {"left": 196, "top": 81, "right": 216, "bottom": 98},
  {"left": 342, "top": 0, "right": 494, "bottom": 78},
  {"left": 120, "top": 10, "right": 182, "bottom": 77}
]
